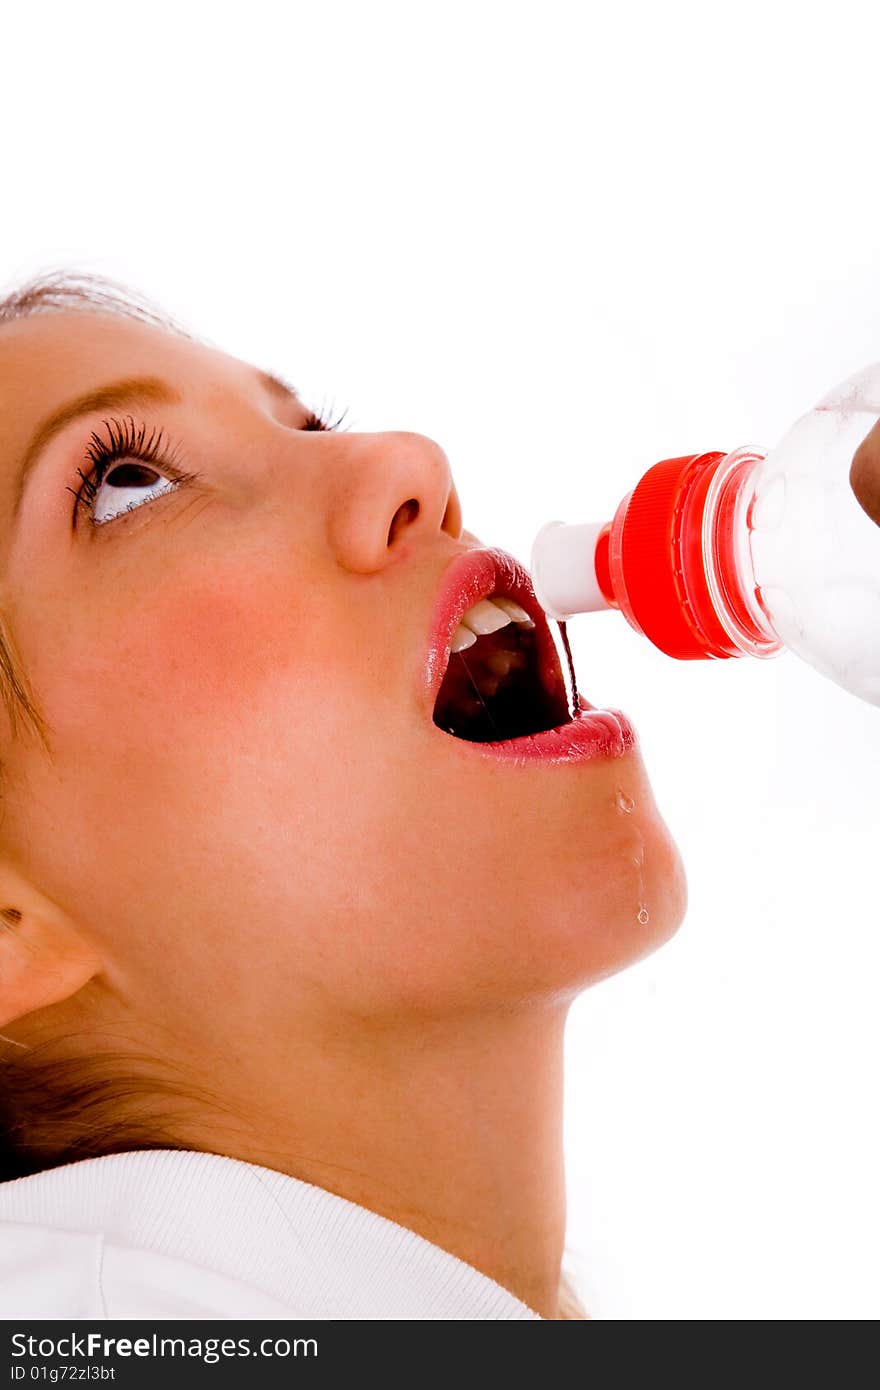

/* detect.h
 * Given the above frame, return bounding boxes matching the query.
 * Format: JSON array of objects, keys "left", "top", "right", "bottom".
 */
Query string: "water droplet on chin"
[
  {"left": 616, "top": 789, "right": 635, "bottom": 814},
  {"left": 637, "top": 906, "right": 650, "bottom": 925}
]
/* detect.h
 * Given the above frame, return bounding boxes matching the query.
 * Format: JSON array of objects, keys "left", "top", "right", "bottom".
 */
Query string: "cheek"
[
  {"left": 21, "top": 566, "right": 367, "bottom": 956},
  {"left": 50, "top": 567, "right": 343, "bottom": 741},
  {"left": 132, "top": 574, "right": 318, "bottom": 717},
  {"left": 29, "top": 563, "right": 367, "bottom": 844}
]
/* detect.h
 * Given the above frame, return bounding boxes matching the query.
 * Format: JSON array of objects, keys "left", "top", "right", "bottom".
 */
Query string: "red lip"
[{"left": 421, "top": 545, "right": 637, "bottom": 764}]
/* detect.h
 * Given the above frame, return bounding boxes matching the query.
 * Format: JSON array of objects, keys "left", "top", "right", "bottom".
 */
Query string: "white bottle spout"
[{"left": 530, "top": 520, "right": 611, "bottom": 620}]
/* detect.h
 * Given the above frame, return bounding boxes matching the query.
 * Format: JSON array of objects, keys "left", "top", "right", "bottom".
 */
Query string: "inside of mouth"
[{"left": 432, "top": 618, "right": 575, "bottom": 743}]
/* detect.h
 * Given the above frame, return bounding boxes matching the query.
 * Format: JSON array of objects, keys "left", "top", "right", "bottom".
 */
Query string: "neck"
[{"left": 180, "top": 1002, "right": 570, "bottom": 1320}]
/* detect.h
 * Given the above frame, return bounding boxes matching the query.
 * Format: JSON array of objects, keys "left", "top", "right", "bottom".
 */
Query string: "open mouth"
[
  {"left": 425, "top": 547, "right": 634, "bottom": 763},
  {"left": 432, "top": 594, "right": 574, "bottom": 743}
]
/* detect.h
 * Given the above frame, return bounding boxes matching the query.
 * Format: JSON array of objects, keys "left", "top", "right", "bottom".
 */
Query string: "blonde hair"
[{"left": 558, "top": 1269, "right": 590, "bottom": 1319}]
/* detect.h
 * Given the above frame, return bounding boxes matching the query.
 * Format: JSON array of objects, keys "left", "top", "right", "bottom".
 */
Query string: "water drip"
[{"left": 556, "top": 620, "right": 580, "bottom": 717}]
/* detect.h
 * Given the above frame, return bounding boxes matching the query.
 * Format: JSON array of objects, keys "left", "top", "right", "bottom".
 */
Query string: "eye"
[
  {"left": 68, "top": 415, "right": 194, "bottom": 528},
  {"left": 68, "top": 399, "right": 350, "bottom": 529},
  {"left": 84, "top": 460, "right": 179, "bottom": 526},
  {"left": 301, "top": 402, "right": 350, "bottom": 432}
]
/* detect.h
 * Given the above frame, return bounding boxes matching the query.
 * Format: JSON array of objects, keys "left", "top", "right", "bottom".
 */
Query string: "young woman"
[{"left": 0, "top": 272, "right": 687, "bottom": 1320}]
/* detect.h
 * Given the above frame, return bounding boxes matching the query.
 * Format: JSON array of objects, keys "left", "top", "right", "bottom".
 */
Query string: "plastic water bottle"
[{"left": 530, "top": 363, "right": 880, "bottom": 708}]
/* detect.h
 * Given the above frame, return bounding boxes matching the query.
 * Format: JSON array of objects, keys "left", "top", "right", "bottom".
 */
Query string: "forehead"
[{"left": 0, "top": 311, "right": 251, "bottom": 462}]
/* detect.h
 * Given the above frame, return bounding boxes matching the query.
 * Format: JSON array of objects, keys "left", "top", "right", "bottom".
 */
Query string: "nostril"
[{"left": 387, "top": 498, "right": 419, "bottom": 546}]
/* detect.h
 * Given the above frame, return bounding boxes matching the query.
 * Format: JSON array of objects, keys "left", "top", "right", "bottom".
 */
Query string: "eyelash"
[{"left": 67, "top": 401, "right": 349, "bottom": 528}]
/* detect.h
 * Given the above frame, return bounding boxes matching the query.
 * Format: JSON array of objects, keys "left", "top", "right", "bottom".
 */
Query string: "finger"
[{"left": 850, "top": 417, "right": 880, "bottom": 526}]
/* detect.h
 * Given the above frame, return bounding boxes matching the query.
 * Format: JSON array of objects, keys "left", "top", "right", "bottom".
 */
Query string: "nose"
[{"left": 323, "top": 429, "right": 464, "bottom": 573}]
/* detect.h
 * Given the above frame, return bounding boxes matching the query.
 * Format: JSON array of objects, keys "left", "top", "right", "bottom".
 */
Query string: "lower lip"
[{"left": 443, "top": 699, "right": 637, "bottom": 764}]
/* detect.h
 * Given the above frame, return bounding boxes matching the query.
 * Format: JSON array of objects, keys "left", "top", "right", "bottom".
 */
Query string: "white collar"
[{"left": 0, "top": 1148, "right": 541, "bottom": 1319}]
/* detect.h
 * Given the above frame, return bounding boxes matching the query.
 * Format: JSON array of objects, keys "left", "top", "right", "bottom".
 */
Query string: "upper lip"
[{"left": 421, "top": 545, "right": 570, "bottom": 722}]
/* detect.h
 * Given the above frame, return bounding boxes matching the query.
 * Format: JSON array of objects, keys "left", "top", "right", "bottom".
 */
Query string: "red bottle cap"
[{"left": 619, "top": 452, "right": 737, "bottom": 659}]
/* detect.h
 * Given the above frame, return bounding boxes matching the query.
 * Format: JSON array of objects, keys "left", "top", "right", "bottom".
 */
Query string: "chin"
[{"left": 499, "top": 784, "right": 689, "bottom": 1006}]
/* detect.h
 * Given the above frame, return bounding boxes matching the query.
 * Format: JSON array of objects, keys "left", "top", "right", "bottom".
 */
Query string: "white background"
[{"left": 3, "top": 0, "right": 878, "bottom": 1319}]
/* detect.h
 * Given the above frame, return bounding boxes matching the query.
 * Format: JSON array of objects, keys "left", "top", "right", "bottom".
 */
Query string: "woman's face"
[{"left": 0, "top": 310, "right": 686, "bottom": 1053}]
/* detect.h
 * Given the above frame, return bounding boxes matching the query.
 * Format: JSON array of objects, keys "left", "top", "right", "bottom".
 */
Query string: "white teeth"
[
  {"left": 460, "top": 597, "right": 512, "bottom": 636},
  {"left": 492, "top": 597, "right": 533, "bottom": 625},
  {"left": 460, "top": 595, "right": 534, "bottom": 637},
  {"left": 450, "top": 624, "right": 478, "bottom": 653},
  {"left": 448, "top": 595, "right": 533, "bottom": 656}
]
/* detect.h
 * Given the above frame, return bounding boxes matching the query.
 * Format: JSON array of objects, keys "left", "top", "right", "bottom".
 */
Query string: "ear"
[{"left": 0, "top": 882, "right": 102, "bottom": 1032}]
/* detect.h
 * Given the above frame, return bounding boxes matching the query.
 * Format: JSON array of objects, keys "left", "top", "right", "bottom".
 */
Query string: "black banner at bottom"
[{"left": 3, "top": 1319, "right": 558, "bottom": 1384}]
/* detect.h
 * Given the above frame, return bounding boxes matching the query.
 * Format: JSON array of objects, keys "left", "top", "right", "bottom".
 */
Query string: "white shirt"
[{"left": 0, "top": 1149, "right": 541, "bottom": 1319}]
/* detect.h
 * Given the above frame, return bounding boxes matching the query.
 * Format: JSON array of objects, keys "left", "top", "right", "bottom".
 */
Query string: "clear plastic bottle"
[{"left": 530, "top": 363, "right": 880, "bottom": 707}]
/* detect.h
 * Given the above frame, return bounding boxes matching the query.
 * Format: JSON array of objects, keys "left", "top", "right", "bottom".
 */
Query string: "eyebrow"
[{"left": 10, "top": 367, "right": 302, "bottom": 531}]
